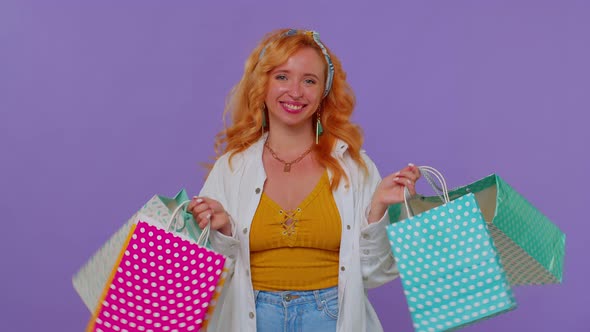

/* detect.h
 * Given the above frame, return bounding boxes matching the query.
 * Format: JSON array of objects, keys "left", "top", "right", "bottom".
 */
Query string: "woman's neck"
[{"left": 265, "top": 129, "right": 314, "bottom": 156}]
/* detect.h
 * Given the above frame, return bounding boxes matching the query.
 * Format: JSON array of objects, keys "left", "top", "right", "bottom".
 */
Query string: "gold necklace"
[{"left": 265, "top": 141, "right": 313, "bottom": 172}]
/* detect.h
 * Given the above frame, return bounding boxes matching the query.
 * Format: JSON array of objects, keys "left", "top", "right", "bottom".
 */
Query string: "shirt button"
[
  {"left": 243, "top": 227, "right": 248, "bottom": 234},
  {"left": 346, "top": 225, "right": 351, "bottom": 230},
  {"left": 246, "top": 269, "right": 250, "bottom": 277},
  {"left": 363, "top": 249, "right": 370, "bottom": 255},
  {"left": 340, "top": 266, "right": 345, "bottom": 271},
  {"left": 362, "top": 234, "right": 369, "bottom": 240},
  {"left": 249, "top": 312, "right": 255, "bottom": 319},
  {"left": 255, "top": 188, "right": 261, "bottom": 194}
]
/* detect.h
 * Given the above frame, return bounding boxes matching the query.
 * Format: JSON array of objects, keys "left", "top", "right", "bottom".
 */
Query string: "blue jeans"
[{"left": 254, "top": 286, "right": 339, "bottom": 332}]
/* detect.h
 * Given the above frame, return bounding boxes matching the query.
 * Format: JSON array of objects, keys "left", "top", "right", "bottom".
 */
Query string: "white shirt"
[{"left": 200, "top": 135, "right": 399, "bottom": 331}]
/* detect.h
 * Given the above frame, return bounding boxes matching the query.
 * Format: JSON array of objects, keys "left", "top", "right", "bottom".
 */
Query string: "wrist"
[
  {"left": 218, "top": 211, "right": 232, "bottom": 236},
  {"left": 368, "top": 202, "right": 387, "bottom": 223},
  {"left": 218, "top": 223, "right": 232, "bottom": 236}
]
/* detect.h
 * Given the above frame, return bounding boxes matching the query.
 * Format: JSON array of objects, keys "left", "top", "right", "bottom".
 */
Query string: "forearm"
[{"left": 359, "top": 216, "right": 399, "bottom": 288}]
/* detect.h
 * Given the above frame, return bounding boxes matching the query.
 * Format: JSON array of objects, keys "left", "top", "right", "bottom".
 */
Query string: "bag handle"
[
  {"left": 403, "top": 166, "right": 450, "bottom": 218},
  {"left": 166, "top": 200, "right": 210, "bottom": 246}
]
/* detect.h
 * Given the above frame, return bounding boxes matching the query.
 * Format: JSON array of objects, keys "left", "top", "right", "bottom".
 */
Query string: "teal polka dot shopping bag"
[{"left": 386, "top": 166, "right": 565, "bottom": 332}]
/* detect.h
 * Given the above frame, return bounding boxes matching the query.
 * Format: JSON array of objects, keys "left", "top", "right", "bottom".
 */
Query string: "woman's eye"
[
  {"left": 304, "top": 79, "right": 316, "bottom": 85},
  {"left": 275, "top": 74, "right": 287, "bottom": 80}
]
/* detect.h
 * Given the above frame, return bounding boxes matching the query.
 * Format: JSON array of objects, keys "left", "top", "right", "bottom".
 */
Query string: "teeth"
[{"left": 284, "top": 103, "right": 303, "bottom": 110}]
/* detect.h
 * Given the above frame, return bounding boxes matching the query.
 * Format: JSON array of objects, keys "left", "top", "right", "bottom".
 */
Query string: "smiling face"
[{"left": 264, "top": 47, "right": 325, "bottom": 135}]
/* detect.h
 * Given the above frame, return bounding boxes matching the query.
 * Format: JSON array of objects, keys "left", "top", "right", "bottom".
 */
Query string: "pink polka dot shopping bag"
[
  {"left": 85, "top": 201, "right": 227, "bottom": 332},
  {"left": 73, "top": 190, "right": 204, "bottom": 312}
]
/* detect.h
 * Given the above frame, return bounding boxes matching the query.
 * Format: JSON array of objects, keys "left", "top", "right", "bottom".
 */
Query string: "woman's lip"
[{"left": 280, "top": 101, "right": 307, "bottom": 114}]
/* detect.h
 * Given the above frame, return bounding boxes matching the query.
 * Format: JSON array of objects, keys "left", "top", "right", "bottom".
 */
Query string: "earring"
[
  {"left": 315, "top": 109, "right": 323, "bottom": 144},
  {"left": 261, "top": 105, "right": 267, "bottom": 136}
]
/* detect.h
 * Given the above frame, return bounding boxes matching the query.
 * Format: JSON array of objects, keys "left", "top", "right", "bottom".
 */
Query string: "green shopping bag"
[
  {"left": 387, "top": 167, "right": 517, "bottom": 331},
  {"left": 389, "top": 170, "right": 565, "bottom": 286},
  {"left": 72, "top": 189, "right": 202, "bottom": 312}
]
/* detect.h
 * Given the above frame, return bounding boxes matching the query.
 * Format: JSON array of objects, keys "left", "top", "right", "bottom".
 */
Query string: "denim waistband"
[{"left": 254, "top": 286, "right": 338, "bottom": 307}]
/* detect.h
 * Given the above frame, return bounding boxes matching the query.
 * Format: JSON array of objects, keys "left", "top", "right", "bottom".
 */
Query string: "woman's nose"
[{"left": 287, "top": 82, "right": 303, "bottom": 98}]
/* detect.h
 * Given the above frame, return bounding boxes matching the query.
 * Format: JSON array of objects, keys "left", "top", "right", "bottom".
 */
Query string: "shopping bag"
[
  {"left": 73, "top": 189, "right": 203, "bottom": 312},
  {"left": 389, "top": 170, "right": 566, "bottom": 286},
  {"left": 387, "top": 166, "right": 517, "bottom": 332},
  {"left": 86, "top": 201, "right": 227, "bottom": 332}
]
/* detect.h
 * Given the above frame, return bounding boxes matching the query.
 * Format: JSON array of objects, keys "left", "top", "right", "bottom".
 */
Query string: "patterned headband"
[{"left": 259, "top": 29, "right": 334, "bottom": 98}]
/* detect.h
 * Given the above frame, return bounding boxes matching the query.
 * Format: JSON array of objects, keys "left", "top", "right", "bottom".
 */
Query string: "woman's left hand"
[{"left": 368, "top": 163, "right": 421, "bottom": 223}]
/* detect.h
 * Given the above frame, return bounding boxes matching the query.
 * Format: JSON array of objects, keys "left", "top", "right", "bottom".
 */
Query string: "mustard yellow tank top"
[{"left": 249, "top": 171, "right": 342, "bottom": 291}]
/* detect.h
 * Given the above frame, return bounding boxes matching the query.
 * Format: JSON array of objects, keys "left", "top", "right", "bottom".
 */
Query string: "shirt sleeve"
[
  {"left": 198, "top": 155, "right": 240, "bottom": 260},
  {"left": 358, "top": 152, "right": 400, "bottom": 288}
]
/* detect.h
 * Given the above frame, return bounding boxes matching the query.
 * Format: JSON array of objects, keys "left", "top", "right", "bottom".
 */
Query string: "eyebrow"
[{"left": 272, "top": 69, "right": 321, "bottom": 81}]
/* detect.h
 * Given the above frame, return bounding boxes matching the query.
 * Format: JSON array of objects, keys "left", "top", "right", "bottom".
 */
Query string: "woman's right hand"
[{"left": 187, "top": 196, "right": 232, "bottom": 236}]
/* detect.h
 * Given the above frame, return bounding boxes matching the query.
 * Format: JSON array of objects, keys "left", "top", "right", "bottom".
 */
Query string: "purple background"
[{"left": 1, "top": 1, "right": 588, "bottom": 331}]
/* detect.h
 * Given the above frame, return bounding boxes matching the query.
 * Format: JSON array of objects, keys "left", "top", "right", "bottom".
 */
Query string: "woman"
[{"left": 188, "top": 28, "right": 420, "bottom": 331}]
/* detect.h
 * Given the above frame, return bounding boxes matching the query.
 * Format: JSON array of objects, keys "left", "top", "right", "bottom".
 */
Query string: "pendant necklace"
[{"left": 265, "top": 141, "right": 313, "bottom": 172}]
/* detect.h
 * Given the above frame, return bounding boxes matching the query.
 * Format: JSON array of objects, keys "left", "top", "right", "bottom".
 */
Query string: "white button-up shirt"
[{"left": 200, "top": 136, "right": 399, "bottom": 331}]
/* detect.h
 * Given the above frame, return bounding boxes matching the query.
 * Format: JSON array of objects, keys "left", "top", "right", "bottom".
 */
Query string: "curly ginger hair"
[{"left": 214, "top": 28, "right": 367, "bottom": 189}]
